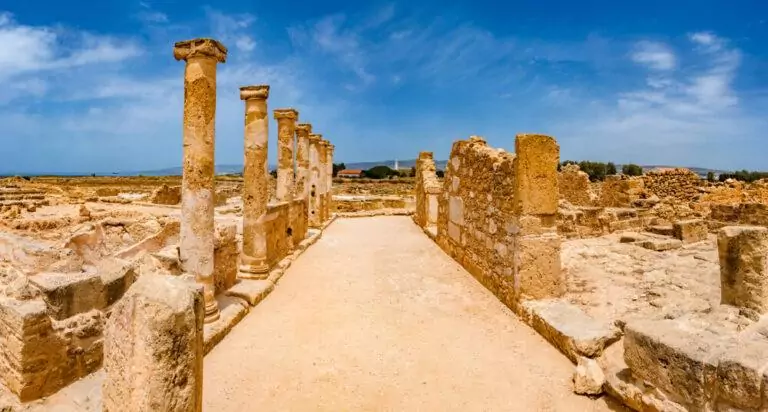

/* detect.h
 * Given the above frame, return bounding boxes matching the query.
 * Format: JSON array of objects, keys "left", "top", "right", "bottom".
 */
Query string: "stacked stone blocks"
[{"left": 434, "top": 134, "right": 564, "bottom": 310}]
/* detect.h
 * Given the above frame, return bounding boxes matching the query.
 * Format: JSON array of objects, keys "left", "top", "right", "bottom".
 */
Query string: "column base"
[
  {"left": 204, "top": 300, "right": 220, "bottom": 324},
  {"left": 239, "top": 255, "right": 270, "bottom": 280}
]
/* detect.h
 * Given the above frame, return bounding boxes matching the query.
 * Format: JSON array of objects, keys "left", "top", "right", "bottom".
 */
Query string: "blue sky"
[{"left": 1, "top": 0, "right": 767, "bottom": 173}]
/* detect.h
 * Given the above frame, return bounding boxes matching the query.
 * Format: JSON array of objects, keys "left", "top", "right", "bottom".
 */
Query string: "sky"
[{"left": 1, "top": 0, "right": 767, "bottom": 174}]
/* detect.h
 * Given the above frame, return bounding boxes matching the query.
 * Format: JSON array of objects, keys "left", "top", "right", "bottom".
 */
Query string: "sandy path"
[{"left": 203, "top": 216, "right": 614, "bottom": 411}]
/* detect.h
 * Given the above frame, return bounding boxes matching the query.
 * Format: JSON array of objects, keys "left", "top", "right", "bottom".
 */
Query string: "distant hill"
[{"left": 0, "top": 160, "right": 731, "bottom": 178}]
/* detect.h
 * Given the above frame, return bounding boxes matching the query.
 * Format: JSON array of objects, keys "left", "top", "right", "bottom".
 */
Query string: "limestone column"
[
  {"left": 308, "top": 134, "right": 322, "bottom": 227},
  {"left": 326, "top": 143, "right": 335, "bottom": 220},
  {"left": 274, "top": 108, "right": 298, "bottom": 202},
  {"left": 239, "top": 85, "right": 270, "bottom": 278},
  {"left": 317, "top": 139, "right": 328, "bottom": 223},
  {"left": 295, "top": 123, "right": 312, "bottom": 201},
  {"left": 173, "top": 38, "right": 227, "bottom": 324}
]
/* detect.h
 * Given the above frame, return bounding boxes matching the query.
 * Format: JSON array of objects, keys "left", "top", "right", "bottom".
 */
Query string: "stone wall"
[
  {"left": 413, "top": 151, "right": 441, "bottom": 227},
  {"left": 558, "top": 164, "right": 592, "bottom": 206},
  {"left": 333, "top": 195, "right": 412, "bottom": 213},
  {"left": 0, "top": 262, "right": 136, "bottom": 401},
  {"left": 598, "top": 175, "right": 645, "bottom": 207},
  {"left": 435, "top": 135, "right": 563, "bottom": 310},
  {"left": 642, "top": 168, "right": 701, "bottom": 200},
  {"left": 711, "top": 203, "right": 768, "bottom": 227}
]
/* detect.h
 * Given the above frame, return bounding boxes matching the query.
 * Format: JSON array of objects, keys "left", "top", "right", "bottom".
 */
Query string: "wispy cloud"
[{"left": 631, "top": 40, "right": 676, "bottom": 70}]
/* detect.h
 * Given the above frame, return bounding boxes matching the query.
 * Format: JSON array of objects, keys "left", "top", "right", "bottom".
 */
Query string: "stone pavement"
[{"left": 203, "top": 216, "right": 615, "bottom": 411}]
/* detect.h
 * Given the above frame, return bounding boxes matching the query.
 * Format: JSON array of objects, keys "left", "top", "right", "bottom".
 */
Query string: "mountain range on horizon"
[{"left": 1, "top": 160, "right": 732, "bottom": 178}]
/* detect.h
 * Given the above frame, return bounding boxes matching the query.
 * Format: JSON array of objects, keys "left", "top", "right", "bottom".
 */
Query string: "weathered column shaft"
[
  {"left": 174, "top": 38, "right": 227, "bottom": 324},
  {"left": 317, "top": 140, "right": 328, "bottom": 222},
  {"left": 295, "top": 123, "right": 312, "bottom": 201},
  {"left": 275, "top": 109, "right": 298, "bottom": 202},
  {"left": 239, "top": 85, "right": 270, "bottom": 278},
  {"left": 326, "top": 144, "right": 334, "bottom": 220},
  {"left": 308, "top": 134, "right": 322, "bottom": 227},
  {"left": 718, "top": 226, "right": 768, "bottom": 315}
]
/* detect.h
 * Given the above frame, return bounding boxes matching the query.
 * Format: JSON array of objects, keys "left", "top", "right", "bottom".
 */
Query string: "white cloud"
[
  {"left": 550, "top": 32, "right": 766, "bottom": 169},
  {"left": 205, "top": 8, "right": 257, "bottom": 53},
  {"left": 0, "top": 13, "right": 141, "bottom": 81},
  {"left": 631, "top": 41, "right": 676, "bottom": 70}
]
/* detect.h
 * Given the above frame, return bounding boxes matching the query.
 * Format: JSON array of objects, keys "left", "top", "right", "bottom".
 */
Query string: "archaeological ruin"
[{"left": 1, "top": 35, "right": 768, "bottom": 412}]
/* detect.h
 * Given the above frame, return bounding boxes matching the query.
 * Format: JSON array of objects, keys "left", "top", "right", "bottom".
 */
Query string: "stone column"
[
  {"left": 239, "top": 85, "right": 270, "bottom": 278},
  {"left": 317, "top": 139, "right": 328, "bottom": 223},
  {"left": 274, "top": 108, "right": 298, "bottom": 202},
  {"left": 173, "top": 38, "right": 227, "bottom": 324},
  {"left": 326, "top": 143, "right": 335, "bottom": 220},
  {"left": 295, "top": 123, "right": 312, "bottom": 201},
  {"left": 308, "top": 134, "right": 322, "bottom": 227}
]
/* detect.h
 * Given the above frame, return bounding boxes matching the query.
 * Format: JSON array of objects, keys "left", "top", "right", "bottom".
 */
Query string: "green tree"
[
  {"left": 606, "top": 162, "right": 617, "bottom": 175},
  {"left": 363, "top": 165, "right": 399, "bottom": 179},
  {"left": 706, "top": 171, "right": 715, "bottom": 182},
  {"left": 622, "top": 164, "right": 643, "bottom": 176}
]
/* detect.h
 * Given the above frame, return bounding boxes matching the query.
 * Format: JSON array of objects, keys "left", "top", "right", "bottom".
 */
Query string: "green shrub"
[{"left": 622, "top": 164, "right": 643, "bottom": 176}]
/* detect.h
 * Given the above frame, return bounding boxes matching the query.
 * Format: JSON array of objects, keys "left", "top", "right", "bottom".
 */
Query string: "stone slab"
[
  {"left": 522, "top": 299, "right": 621, "bottom": 362},
  {"left": 623, "top": 319, "right": 730, "bottom": 408},
  {"left": 638, "top": 237, "right": 682, "bottom": 251},
  {"left": 647, "top": 225, "right": 674, "bottom": 237},
  {"left": 225, "top": 280, "right": 274, "bottom": 306},
  {"left": 204, "top": 295, "right": 249, "bottom": 355}
]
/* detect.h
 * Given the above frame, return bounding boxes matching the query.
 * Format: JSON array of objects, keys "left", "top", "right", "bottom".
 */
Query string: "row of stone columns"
[{"left": 174, "top": 38, "right": 334, "bottom": 323}]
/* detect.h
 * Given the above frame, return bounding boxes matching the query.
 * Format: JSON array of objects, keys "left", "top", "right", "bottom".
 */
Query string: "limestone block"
[
  {"left": 30, "top": 272, "right": 105, "bottom": 320},
  {"left": 673, "top": 219, "right": 707, "bottom": 243},
  {"left": 103, "top": 275, "right": 204, "bottom": 412},
  {"left": 448, "top": 196, "right": 464, "bottom": 224},
  {"left": 623, "top": 319, "right": 724, "bottom": 408},
  {"left": 715, "top": 339, "right": 768, "bottom": 410},
  {"left": 150, "top": 185, "right": 181, "bottom": 205},
  {"left": 573, "top": 356, "right": 605, "bottom": 395},
  {"left": 523, "top": 300, "right": 620, "bottom": 362},
  {"left": 213, "top": 222, "right": 237, "bottom": 294},
  {"left": 638, "top": 237, "right": 682, "bottom": 251},
  {"left": 514, "top": 134, "right": 559, "bottom": 216},
  {"left": 515, "top": 234, "right": 564, "bottom": 299},
  {"left": 718, "top": 226, "right": 768, "bottom": 314}
]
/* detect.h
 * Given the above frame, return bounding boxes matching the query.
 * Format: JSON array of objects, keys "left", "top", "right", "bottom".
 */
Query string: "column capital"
[
  {"left": 309, "top": 133, "right": 322, "bottom": 142},
  {"left": 174, "top": 38, "right": 227, "bottom": 62},
  {"left": 240, "top": 85, "right": 269, "bottom": 100},
  {"left": 319, "top": 139, "right": 329, "bottom": 147},
  {"left": 296, "top": 123, "right": 313, "bottom": 135},
  {"left": 274, "top": 108, "right": 298, "bottom": 120}
]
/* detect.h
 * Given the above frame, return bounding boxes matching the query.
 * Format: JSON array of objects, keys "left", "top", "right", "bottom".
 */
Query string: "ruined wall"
[
  {"left": 413, "top": 152, "right": 441, "bottom": 228},
  {"left": 0, "top": 261, "right": 136, "bottom": 401},
  {"left": 598, "top": 175, "right": 645, "bottom": 207},
  {"left": 711, "top": 203, "right": 768, "bottom": 227},
  {"left": 436, "top": 135, "right": 563, "bottom": 310},
  {"left": 558, "top": 164, "right": 592, "bottom": 206},
  {"left": 642, "top": 168, "right": 701, "bottom": 200},
  {"left": 290, "top": 198, "right": 309, "bottom": 247},
  {"left": 333, "top": 196, "right": 412, "bottom": 213}
]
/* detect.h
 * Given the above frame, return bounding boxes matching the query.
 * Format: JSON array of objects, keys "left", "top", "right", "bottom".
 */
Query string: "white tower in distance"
[{"left": 394, "top": 159, "right": 399, "bottom": 170}]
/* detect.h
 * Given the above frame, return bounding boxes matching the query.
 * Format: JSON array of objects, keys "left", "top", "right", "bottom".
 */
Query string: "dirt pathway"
[{"left": 203, "top": 216, "right": 615, "bottom": 411}]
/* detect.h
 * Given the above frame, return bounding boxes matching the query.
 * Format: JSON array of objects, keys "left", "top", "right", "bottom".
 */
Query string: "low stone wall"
[
  {"left": 711, "top": 202, "right": 768, "bottom": 227},
  {"left": 413, "top": 151, "right": 441, "bottom": 227},
  {"left": 434, "top": 135, "right": 563, "bottom": 310},
  {"left": 558, "top": 206, "right": 646, "bottom": 238},
  {"left": 332, "top": 195, "right": 413, "bottom": 213},
  {"left": 558, "top": 164, "right": 592, "bottom": 206},
  {"left": 642, "top": 168, "right": 701, "bottom": 200},
  {"left": 599, "top": 175, "right": 645, "bottom": 207}
]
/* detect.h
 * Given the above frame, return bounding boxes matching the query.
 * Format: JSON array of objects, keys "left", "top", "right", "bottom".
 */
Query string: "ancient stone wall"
[
  {"left": 711, "top": 203, "right": 768, "bottom": 227},
  {"left": 598, "top": 175, "right": 645, "bottom": 207},
  {"left": 414, "top": 152, "right": 441, "bottom": 228},
  {"left": 642, "top": 168, "right": 701, "bottom": 200},
  {"left": 435, "top": 135, "right": 563, "bottom": 310},
  {"left": 558, "top": 164, "right": 592, "bottom": 206}
]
